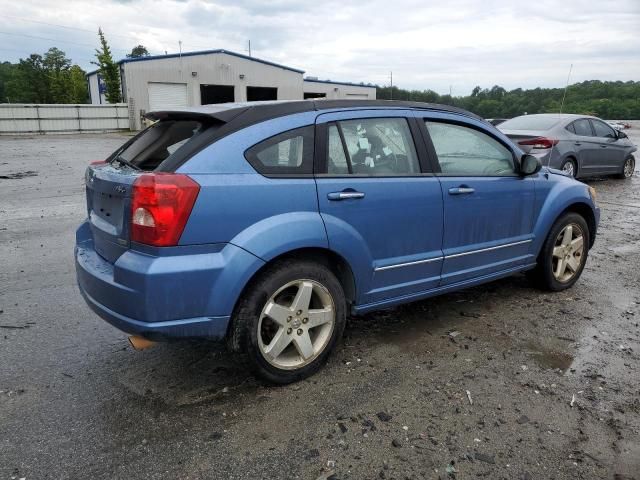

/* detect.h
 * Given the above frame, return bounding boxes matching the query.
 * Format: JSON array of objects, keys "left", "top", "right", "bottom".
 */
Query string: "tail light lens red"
[
  {"left": 130, "top": 173, "right": 200, "bottom": 247},
  {"left": 90, "top": 160, "right": 107, "bottom": 166},
  {"left": 518, "top": 137, "right": 559, "bottom": 149}
]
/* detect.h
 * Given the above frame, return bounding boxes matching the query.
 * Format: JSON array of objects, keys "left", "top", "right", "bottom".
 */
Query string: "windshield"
[
  {"left": 499, "top": 115, "right": 562, "bottom": 131},
  {"left": 112, "top": 119, "right": 205, "bottom": 171}
]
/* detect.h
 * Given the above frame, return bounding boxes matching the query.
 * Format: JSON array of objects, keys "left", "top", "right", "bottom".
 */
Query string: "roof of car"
[{"left": 145, "top": 99, "right": 483, "bottom": 125}]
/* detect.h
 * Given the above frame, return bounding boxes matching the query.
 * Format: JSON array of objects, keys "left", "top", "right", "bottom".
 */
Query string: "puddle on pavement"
[{"left": 526, "top": 341, "right": 574, "bottom": 372}]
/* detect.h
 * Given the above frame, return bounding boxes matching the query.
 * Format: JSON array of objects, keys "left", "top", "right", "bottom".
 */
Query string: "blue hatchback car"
[{"left": 75, "top": 100, "right": 599, "bottom": 383}]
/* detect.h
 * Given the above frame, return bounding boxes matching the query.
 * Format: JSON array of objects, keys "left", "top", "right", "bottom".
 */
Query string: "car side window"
[
  {"left": 326, "top": 118, "right": 420, "bottom": 175},
  {"left": 591, "top": 120, "right": 617, "bottom": 139},
  {"left": 245, "top": 125, "right": 314, "bottom": 175},
  {"left": 565, "top": 123, "right": 576, "bottom": 134},
  {"left": 572, "top": 119, "right": 593, "bottom": 137},
  {"left": 425, "top": 121, "right": 515, "bottom": 176}
]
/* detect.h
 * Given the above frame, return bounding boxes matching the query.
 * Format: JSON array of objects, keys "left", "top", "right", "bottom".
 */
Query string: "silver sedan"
[{"left": 498, "top": 114, "right": 636, "bottom": 179}]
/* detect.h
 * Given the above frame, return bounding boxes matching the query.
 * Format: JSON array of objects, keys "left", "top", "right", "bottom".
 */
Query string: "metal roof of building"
[{"left": 86, "top": 49, "right": 305, "bottom": 76}]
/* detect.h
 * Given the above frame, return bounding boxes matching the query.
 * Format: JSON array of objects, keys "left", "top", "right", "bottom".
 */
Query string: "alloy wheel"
[
  {"left": 562, "top": 161, "right": 575, "bottom": 177},
  {"left": 551, "top": 223, "right": 585, "bottom": 282},
  {"left": 624, "top": 158, "right": 635, "bottom": 178},
  {"left": 257, "top": 279, "right": 335, "bottom": 370}
]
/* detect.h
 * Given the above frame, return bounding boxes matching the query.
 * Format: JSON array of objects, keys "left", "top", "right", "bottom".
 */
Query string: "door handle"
[
  {"left": 327, "top": 191, "right": 365, "bottom": 201},
  {"left": 574, "top": 142, "right": 582, "bottom": 146},
  {"left": 600, "top": 145, "right": 607, "bottom": 148},
  {"left": 448, "top": 187, "right": 475, "bottom": 195}
]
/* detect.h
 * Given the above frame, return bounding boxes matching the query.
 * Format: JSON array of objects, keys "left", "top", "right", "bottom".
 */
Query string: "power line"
[
  {"left": 0, "top": 14, "right": 146, "bottom": 44},
  {"left": 0, "top": 30, "right": 130, "bottom": 54}
]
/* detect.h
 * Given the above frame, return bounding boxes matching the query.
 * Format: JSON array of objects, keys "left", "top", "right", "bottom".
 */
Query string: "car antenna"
[{"left": 549, "top": 64, "right": 573, "bottom": 168}]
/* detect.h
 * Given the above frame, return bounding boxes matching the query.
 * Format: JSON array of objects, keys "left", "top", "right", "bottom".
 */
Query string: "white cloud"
[{"left": 1, "top": 0, "right": 638, "bottom": 94}]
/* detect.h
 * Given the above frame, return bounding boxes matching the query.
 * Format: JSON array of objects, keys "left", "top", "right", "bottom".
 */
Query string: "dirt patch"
[{"left": 0, "top": 170, "right": 38, "bottom": 179}]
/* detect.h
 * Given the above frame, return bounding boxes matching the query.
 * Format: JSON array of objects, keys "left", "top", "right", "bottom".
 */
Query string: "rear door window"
[
  {"left": 572, "top": 119, "right": 593, "bottom": 137},
  {"left": 326, "top": 117, "right": 421, "bottom": 175},
  {"left": 113, "top": 119, "right": 205, "bottom": 171}
]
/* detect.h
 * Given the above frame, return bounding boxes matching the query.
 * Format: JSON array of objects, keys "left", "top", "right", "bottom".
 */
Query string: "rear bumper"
[
  {"left": 79, "top": 287, "right": 230, "bottom": 340},
  {"left": 75, "top": 220, "right": 264, "bottom": 340}
]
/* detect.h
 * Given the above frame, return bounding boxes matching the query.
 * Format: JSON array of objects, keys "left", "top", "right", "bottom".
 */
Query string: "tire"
[
  {"left": 230, "top": 259, "right": 346, "bottom": 384},
  {"left": 615, "top": 156, "right": 635, "bottom": 179},
  {"left": 560, "top": 158, "right": 577, "bottom": 178},
  {"left": 529, "top": 212, "right": 589, "bottom": 291}
]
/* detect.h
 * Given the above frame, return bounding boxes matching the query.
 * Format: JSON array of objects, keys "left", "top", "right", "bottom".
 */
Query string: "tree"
[
  {"left": 127, "top": 45, "right": 150, "bottom": 58},
  {"left": 68, "top": 65, "right": 88, "bottom": 103},
  {"left": 0, "top": 61, "right": 16, "bottom": 102},
  {"left": 93, "top": 28, "right": 121, "bottom": 103},
  {"left": 43, "top": 47, "right": 72, "bottom": 102}
]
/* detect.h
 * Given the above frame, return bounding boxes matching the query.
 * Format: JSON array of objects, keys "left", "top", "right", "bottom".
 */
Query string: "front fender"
[{"left": 531, "top": 176, "right": 597, "bottom": 257}]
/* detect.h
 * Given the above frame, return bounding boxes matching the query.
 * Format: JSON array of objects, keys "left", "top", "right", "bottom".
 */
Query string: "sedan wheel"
[
  {"left": 551, "top": 223, "right": 585, "bottom": 283},
  {"left": 258, "top": 279, "right": 335, "bottom": 370},
  {"left": 561, "top": 160, "right": 576, "bottom": 178},
  {"left": 623, "top": 157, "right": 635, "bottom": 178}
]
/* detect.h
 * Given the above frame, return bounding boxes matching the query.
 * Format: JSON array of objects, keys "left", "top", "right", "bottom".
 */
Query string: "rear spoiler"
[{"left": 144, "top": 107, "right": 250, "bottom": 125}]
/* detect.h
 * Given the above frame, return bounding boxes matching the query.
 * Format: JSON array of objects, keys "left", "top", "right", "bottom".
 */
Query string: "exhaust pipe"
[{"left": 128, "top": 335, "right": 156, "bottom": 351}]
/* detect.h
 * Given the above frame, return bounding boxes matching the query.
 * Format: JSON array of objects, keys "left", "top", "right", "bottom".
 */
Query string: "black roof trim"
[
  {"left": 154, "top": 100, "right": 482, "bottom": 173},
  {"left": 147, "top": 100, "right": 481, "bottom": 125}
]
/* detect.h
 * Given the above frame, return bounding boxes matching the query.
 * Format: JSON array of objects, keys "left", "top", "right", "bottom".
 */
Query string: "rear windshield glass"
[
  {"left": 499, "top": 116, "right": 562, "bottom": 131},
  {"left": 113, "top": 119, "right": 205, "bottom": 171}
]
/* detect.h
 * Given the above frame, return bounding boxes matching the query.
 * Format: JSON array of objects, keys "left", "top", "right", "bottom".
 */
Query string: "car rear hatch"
[
  {"left": 85, "top": 165, "right": 138, "bottom": 263},
  {"left": 84, "top": 113, "right": 229, "bottom": 263}
]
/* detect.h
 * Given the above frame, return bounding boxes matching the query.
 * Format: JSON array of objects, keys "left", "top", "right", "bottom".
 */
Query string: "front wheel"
[
  {"left": 231, "top": 260, "right": 346, "bottom": 384},
  {"left": 528, "top": 212, "right": 589, "bottom": 291},
  {"left": 616, "top": 156, "right": 635, "bottom": 179}
]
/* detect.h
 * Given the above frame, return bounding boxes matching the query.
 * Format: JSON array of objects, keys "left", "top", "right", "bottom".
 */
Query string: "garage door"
[{"left": 148, "top": 83, "right": 188, "bottom": 111}]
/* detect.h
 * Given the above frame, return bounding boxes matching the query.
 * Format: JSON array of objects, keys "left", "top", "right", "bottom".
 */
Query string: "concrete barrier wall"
[{"left": 0, "top": 104, "right": 131, "bottom": 134}]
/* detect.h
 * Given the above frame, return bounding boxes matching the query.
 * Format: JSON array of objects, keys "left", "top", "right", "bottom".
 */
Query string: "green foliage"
[
  {"left": 378, "top": 81, "right": 640, "bottom": 119},
  {"left": 92, "top": 28, "right": 121, "bottom": 103},
  {"left": 127, "top": 45, "right": 150, "bottom": 58},
  {"left": 0, "top": 49, "right": 87, "bottom": 103}
]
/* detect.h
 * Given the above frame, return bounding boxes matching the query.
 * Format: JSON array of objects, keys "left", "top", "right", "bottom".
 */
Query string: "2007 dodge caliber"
[{"left": 75, "top": 100, "right": 600, "bottom": 383}]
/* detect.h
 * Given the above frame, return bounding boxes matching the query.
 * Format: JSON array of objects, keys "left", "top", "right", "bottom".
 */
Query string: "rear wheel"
[
  {"left": 231, "top": 260, "right": 346, "bottom": 384},
  {"left": 528, "top": 212, "right": 589, "bottom": 291},
  {"left": 616, "top": 156, "right": 635, "bottom": 179},
  {"left": 560, "top": 158, "right": 577, "bottom": 178}
]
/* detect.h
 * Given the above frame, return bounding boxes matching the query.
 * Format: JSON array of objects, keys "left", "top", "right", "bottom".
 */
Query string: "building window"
[
  {"left": 200, "top": 84, "right": 234, "bottom": 104},
  {"left": 247, "top": 86, "right": 278, "bottom": 101}
]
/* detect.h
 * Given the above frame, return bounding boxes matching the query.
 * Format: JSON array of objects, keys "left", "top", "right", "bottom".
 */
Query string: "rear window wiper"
[{"left": 110, "top": 155, "right": 141, "bottom": 171}]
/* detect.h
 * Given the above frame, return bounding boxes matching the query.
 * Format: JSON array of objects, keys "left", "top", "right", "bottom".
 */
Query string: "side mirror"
[
  {"left": 521, "top": 154, "right": 542, "bottom": 176},
  {"left": 617, "top": 130, "right": 627, "bottom": 139}
]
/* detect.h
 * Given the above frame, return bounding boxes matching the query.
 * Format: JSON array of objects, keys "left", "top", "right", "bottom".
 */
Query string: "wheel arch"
[
  {"left": 226, "top": 247, "right": 356, "bottom": 351},
  {"left": 534, "top": 201, "right": 596, "bottom": 261},
  {"left": 562, "top": 202, "right": 597, "bottom": 248}
]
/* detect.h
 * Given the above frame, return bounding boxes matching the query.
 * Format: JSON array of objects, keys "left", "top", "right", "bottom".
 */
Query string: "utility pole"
[{"left": 390, "top": 71, "right": 393, "bottom": 100}]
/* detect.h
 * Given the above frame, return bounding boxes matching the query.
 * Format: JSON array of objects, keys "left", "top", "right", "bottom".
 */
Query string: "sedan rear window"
[
  {"left": 499, "top": 116, "right": 562, "bottom": 131},
  {"left": 112, "top": 120, "right": 207, "bottom": 171}
]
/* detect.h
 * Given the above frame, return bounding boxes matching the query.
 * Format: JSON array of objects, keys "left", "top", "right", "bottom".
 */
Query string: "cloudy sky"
[{"left": 1, "top": 0, "right": 639, "bottom": 94}]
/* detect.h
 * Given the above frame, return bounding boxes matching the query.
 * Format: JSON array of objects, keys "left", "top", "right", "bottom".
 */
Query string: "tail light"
[
  {"left": 518, "top": 137, "right": 559, "bottom": 149},
  {"left": 131, "top": 173, "right": 200, "bottom": 247},
  {"left": 90, "top": 160, "right": 107, "bottom": 166}
]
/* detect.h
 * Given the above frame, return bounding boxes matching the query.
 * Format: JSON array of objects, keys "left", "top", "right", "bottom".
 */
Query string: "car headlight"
[{"left": 588, "top": 186, "right": 597, "bottom": 205}]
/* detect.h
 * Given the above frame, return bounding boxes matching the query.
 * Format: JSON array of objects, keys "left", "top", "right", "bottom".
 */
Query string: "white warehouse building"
[{"left": 87, "top": 49, "right": 376, "bottom": 130}]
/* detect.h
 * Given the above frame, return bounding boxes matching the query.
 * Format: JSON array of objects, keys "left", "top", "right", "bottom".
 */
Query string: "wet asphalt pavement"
[{"left": 0, "top": 127, "right": 639, "bottom": 480}]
